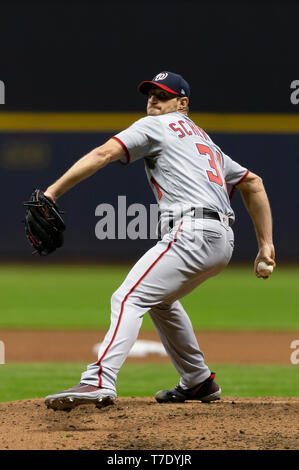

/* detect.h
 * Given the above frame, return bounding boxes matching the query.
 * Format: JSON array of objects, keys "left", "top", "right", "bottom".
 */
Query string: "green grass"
[
  {"left": 0, "top": 264, "right": 298, "bottom": 330},
  {"left": 0, "top": 363, "right": 297, "bottom": 403}
]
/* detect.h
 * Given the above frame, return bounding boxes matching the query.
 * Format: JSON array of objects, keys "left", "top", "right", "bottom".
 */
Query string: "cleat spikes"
[{"left": 44, "top": 384, "right": 115, "bottom": 411}]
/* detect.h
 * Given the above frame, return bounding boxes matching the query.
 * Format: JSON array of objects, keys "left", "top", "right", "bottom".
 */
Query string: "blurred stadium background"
[
  {"left": 0, "top": 1, "right": 298, "bottom": 402},
  {"left": 0, "top": 0, "right": 298, "bottom": 263}
]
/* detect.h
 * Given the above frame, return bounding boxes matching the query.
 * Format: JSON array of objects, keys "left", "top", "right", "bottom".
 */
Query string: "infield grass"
[
  {"left": 0, "top": 363, "right": 298, "bottom": 403},
  {"left": 0, "top": 264, "right": 298, "bottom": 330}
]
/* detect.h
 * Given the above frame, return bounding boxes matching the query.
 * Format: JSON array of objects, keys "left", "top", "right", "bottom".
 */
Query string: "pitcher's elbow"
[{"left": 92, "top": 146, "right": 112, "bottom": 166}]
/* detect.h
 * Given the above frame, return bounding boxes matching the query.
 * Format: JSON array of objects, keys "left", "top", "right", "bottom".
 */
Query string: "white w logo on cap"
[{"left": 154, "top": 73, "right": 168, "bottom": 81}]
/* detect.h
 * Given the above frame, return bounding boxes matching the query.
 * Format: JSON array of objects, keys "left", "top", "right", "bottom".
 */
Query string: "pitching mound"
[{"left": 0, "top": 397, "right": 298, "bottom": 450}]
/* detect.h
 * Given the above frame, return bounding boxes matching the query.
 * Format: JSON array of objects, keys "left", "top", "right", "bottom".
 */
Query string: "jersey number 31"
[{"left": 196, "top": 143, "right": 224, "bottom": 187}]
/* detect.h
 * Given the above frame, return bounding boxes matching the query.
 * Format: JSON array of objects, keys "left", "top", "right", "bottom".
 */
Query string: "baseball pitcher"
[{"left": 24, "top": 71, "right": 275, "bottom": 410}]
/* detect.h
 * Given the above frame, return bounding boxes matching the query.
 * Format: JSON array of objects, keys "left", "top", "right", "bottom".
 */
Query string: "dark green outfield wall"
[{"left": 1, "top": 130, "right": 298, "bottom": 261}]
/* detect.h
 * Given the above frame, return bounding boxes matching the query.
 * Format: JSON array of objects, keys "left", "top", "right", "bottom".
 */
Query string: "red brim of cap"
[{"left": 138, "top": 81, "right": 179, "bottom": 96}]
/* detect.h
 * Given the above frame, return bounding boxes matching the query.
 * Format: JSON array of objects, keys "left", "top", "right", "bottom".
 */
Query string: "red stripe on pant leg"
[
  {"left": 96, "top": 242, "right": 173, "bottom": 386},
  {"left": 96, "top": 222, "right": 183, "bottom": 387}
]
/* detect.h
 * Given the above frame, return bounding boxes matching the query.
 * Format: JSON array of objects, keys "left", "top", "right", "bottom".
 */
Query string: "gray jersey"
[{"left": 113, "top": 112, "right": 248, "bottom": 224}]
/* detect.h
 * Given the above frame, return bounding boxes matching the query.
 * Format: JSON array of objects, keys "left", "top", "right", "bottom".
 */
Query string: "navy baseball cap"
[{"left": 138, "top": 71, "right": 190, "bottom": 98}]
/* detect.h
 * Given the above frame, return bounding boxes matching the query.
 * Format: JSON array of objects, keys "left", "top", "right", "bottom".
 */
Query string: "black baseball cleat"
[
  {"left": 44, "top": 383, "right": 116, "bottom": 411},
  {"left": 155, "top": 372, "right": 221, "bottom": 403}
]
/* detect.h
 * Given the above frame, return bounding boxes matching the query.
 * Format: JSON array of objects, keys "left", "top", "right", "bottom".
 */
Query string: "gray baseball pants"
[{"left": 80, "top": 217, "right": 234, "bottom": 395}]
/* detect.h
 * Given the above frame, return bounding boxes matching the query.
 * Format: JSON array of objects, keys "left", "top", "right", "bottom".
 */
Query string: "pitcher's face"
[{"left": 147, "top": 87, "right": 180, "bottom": 116}]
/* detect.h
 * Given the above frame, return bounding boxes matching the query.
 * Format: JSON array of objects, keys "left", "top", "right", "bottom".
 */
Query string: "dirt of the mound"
[
  {"left": 1, "top": 330, "right": 298, "bottom": 451},
  {"left": 0, "top": 329, "right": 298, "bottom": 364},
  {"left": 0, "top": 397, "right": 298, "bottom": 450}
]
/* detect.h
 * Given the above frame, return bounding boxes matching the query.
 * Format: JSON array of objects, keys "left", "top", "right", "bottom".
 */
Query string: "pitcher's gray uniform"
[{"left": 80, "top": 111, "right": 248, "bottom": 394}]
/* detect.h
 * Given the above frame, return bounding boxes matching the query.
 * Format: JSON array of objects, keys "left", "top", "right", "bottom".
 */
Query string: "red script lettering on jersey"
[
  {"left": 169, "top": 122, "right": 185, "bottom": 138},
  {"left": 178, "top": 120, "right": 192, "bottom": 136},
  {"left": 169, "top": 120, "right": 210, "bottom": 141}
]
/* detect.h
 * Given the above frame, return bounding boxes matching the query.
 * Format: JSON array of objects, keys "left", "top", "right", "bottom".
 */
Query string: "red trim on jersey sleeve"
[
  {"left": 96, "top": 221, "right": 184, "bottom": 388},
  {"left": 111, "top": 136, "right": 131, "bottom": 166},
  {"left": 229, "top": 169, "right": 250, "bottom": 200}
]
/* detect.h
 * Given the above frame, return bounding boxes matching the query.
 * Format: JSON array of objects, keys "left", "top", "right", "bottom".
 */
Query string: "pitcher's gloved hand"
[{"left": 23, "top": 189, "right": 65, "bottom": 256}]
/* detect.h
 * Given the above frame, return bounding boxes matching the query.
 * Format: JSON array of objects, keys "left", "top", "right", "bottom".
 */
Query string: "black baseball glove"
[{"left": 23, "top": 189, "right": 66, "bottom": 256}]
